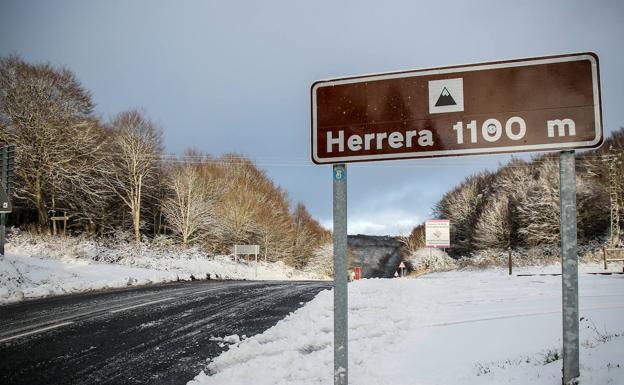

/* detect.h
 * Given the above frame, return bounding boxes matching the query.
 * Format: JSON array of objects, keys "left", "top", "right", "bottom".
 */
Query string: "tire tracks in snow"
[{"left": 0, "top": 280, "right": 330, "bottom": 385}]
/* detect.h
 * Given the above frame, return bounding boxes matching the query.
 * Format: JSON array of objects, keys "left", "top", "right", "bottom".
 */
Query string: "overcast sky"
[{"left": 1, "top": 0, "right": 623, "bottom": 235}]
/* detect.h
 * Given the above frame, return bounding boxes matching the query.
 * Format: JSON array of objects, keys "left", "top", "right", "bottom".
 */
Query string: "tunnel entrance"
[{"left": 347, "top": 235, "right": 410, "bottom": 278}]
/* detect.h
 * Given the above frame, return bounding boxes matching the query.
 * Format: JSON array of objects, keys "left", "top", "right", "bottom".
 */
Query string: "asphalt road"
[{"left": 0, "top": 280, "right": 331, "bottom": 385}]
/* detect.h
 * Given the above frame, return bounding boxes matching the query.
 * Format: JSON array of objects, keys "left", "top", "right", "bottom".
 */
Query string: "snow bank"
[
  {"left": 407, "top": 247, "right": 457, "bottom": 272},
  {"left": 456, "top": 243, "right": 608, "bottom": 269},
  {"left": 0, "top": 232, "right": 327, "bottom": 304},
  {"left": 189, "top": 265, "right": 624, "bottom": 385},
  {"left": 0, "top": 254, "right": 182, "bottom": 304}
]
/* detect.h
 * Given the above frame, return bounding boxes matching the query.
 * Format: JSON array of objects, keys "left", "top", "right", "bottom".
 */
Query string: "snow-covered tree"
[
  {"left": 106, "top": 110, "right": 162, "bottom": 242},
  {"left": 0, "top": 55, "right": 105, "bottom": 230},
  {"left": 473, "top": 194, "right": 512, "bottom": 250},
  {"left": 304, "top": 243, "right": 333, "bottom": 278},
  {"left": 290, "top": 202, "right": 330, "bottom": 268},
  {"left": 433, "top": 171, "right": 493, "bottom": 257},
  {"left": 162, "top": 153, "right": 217, "bottom": 247},
  {"left": 515, "top": 158, "right": 561, "bottom": 247}
]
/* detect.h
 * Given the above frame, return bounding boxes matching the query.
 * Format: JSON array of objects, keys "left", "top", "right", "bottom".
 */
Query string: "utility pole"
[{"left": 603, "top": 153, "right": 622, "bottom": 247}]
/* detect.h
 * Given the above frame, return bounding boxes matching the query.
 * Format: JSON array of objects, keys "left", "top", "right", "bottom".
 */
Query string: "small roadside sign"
[
  {"left": 353, "top": 266, "right": 362, "bottom": 280},
  {"left": 425, "top": 220, "right": 450, "bottom": 248},
  {"left": 233, "top": 245, "right": 260, "bottom": 255},
  {"left": 398, "top": 261, "right": 406, "bottom": 278},
  {"left": 233, "top": 245, "right": 260, "bottom": 278}
]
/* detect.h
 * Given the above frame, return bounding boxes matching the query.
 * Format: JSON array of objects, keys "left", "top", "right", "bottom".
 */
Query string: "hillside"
[
  {"left": 0, "top": 55, "right": 331, "bottom": 272},
  {"left": 408, "top": 128, "right": 624, "bottom": 259}
]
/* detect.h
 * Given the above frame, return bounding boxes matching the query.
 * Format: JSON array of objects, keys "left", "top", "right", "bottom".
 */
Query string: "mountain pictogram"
[{"left": 435, "top": 87, "right": 457, "bottom": 107}]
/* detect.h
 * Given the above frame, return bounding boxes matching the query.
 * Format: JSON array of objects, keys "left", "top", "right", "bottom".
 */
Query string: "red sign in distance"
[
  {"left": 311, "top": 53, "right": 602, "bottom": 164},
  {"left": 353, "top": 266, "right": 361, "bottom": 280}
]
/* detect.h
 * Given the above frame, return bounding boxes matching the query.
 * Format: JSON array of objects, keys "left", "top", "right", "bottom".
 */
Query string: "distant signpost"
[
  {"left": 312, "top": 53, "right": 603, "bottom": 385},
  {"left": 398, "top": 261, "right": 406, "bottom": 277},
  {"left": 233, "top": 244, "right": 260, "bottom": 278}
]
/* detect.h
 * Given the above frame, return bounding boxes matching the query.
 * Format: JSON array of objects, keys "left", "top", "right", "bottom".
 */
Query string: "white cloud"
[{"left": 320, "top": 209, "right": 420, "bottom": 236}]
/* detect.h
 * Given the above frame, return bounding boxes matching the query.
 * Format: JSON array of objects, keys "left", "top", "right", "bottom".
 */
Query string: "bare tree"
[
  {"left": 573, "top": 163, "right": 610, "bottom": 243},
  {"left": 57, "top": 119, "right": 116, "bottom": 232},
  {"left": 214, "top": 182, "right": 262, "bottom": 249},
  {"left": 473, "top": 159, "right": 532, "bottom": 250},
  {"left": 473, "top": 194, "right": 512, "bottom": 250},
  {"left": 433, "top": 171, "right": 492, "bottom": 256},
  {"left": 304, "top": 243, "right": 333, "bottom": 278},
  {"left": 255, "top": 198, "right": 295, "bottom": 262},
  {"left": 290, "top": 202, "right": 329, "bottom": 268},
  {"left": 198, "top": 154, "right": 329, "bottom": 266},
  {"left": 0, "top": 55, "right": 105, "bottom": 230},
  {"left": 205, "top": 155, "right": 289, "bottom": 258},
  {"left": 516, "top": 157, "right": 561, "bottom": 247},
  {"left": 106, "top": 110, "right": 162, "bottom": 242},
  {"left": 399, "top": 223, "right": 425, "bottom": 254},
  {"left": 162, "top": 152, "right": 218, "bottom": 247}
]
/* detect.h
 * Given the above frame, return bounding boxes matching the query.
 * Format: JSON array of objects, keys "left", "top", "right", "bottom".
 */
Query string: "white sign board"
[
  {"left": 234, "top": 245, "right": 260, "bottom": 255},
  {"left": 233, "top": 245, "right": 260, "bottom": 279},
  {"left": 425, "top": 220, "right": 450, "bottom": 248}
]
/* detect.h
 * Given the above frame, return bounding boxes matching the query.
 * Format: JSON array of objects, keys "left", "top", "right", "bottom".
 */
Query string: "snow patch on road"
[
  {"left": 189, "top": 265, "right": 624, "bottom": 385},
  {"left": 209, "top": 334, "right": 243, "bottom": 348}
]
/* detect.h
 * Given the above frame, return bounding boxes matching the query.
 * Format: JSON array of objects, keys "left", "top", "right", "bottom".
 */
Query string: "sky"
[{"left": 1, "top": 0, "right": 623, "bottom": 235}]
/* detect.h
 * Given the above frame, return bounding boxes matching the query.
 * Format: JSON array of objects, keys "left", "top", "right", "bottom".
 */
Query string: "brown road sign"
[{"left": 311, "top": 53, "right": 602, "bottom": 164}]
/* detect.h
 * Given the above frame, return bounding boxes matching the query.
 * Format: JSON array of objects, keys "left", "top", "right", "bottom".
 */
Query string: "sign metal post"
[
  {"left": 560, "top": 150, "right": 579, "bottom": 383},
  {"left": 332, "top": 164, "right": 348, "bottom": 385}
]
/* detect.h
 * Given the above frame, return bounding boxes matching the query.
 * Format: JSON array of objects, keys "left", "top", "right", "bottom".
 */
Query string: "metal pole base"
[
  {"left": 560, "top": 150, "right": 579, "bottom": 384},
  {"left": 333, "top": 164, "right": 348, "bottom": 385}
]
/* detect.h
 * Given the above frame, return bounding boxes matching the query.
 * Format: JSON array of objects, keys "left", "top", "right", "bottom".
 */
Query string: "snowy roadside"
[
  {"left": 0, "top": 234, "right": 328, "bottom": 305},
  {"left": 189, "top": 265, "right": 624, "bottom": 385},
  {"left": 0, "top": 253, "right": 324, "bottom": 305},
  {"left": 0, "top": 253, "right": 181, "bottom": 304}
]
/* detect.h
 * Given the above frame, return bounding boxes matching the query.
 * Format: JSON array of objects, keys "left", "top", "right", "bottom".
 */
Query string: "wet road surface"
[{"left": 0, "top": 280, "right": 330, "bottom": 384}]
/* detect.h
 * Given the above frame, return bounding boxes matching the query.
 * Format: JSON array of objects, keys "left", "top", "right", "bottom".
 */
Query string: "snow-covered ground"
[
  {"left": 189, "top": 264, "right": 624, "bottom": 385},
  {"left": 0, "top": 253, "right": 323, "bottom": 305},
  {"left": 0, "top": 234, "right": 327, "bottom": 305}
]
